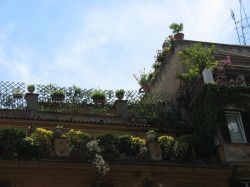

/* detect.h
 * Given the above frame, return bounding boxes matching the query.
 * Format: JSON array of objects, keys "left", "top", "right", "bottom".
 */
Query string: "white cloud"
[{"left": 0, "top": 0, "right": 244, "bottom": 89}]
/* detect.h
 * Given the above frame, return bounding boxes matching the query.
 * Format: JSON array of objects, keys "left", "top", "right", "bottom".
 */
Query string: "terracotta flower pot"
[
  {"left": 174, "top": 33, "right": 184, "bottom": 40},
  {"left": 141, "top": 84, "right": 150, "bottom": 93},
  {"left": 116, "top": 94, "right": 124, "bottom": 100}
]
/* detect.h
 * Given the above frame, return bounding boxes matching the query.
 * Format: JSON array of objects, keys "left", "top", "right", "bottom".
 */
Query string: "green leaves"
[
  {"left": 178, "top": 43, "right": 218, "bottom": 81},
  {"left": 169, "top": 23, "right": 183, "bottom": 34}
]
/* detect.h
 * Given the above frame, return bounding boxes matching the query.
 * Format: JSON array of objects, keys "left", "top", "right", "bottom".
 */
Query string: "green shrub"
[
  {"left": 118, "top": 134, "right": 132, "bottom": 157},
  {"left": 51, "top": 89, "right": 65, "bottom": 97},
  {"left": 159, "top": 135, "right": 175, "bottom": 160},
  {"left": 131, "top": 136, "right": 147, "bottom": 158},
  {"left": 0, "top": 128, "right": 26, "bottom": 158},
  {"left": 30, "top": 128, "right": 53, "bottom": 158},
  {"left": 16, "top": 137, "right": 39, "bottom": 159},
  {"left": 91, "top": 90, "right": 106, "bottom": 100},
  {"left": 66, "top": 129, "right": 91, "bottom": 160},
  {"left": 173, "top": 135, "right": 195, "bottom": 160},
  {"left": 97, "top": 134, "right": 119, "bottom": 160}
]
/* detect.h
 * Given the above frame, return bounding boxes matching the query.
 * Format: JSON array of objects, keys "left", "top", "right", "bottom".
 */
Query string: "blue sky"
[{"left": 0, "top": 0, "right": 249, "bottom": 90}]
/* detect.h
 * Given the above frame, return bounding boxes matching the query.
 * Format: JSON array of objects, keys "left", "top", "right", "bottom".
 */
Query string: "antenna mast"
[{"left": 231, "top": 0, "right": 250, "bottom": 45}]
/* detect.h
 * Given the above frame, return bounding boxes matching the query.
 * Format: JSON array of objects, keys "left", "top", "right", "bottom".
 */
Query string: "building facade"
[{"left": 0, "top": 39, "right": 250, "bottom": 186}]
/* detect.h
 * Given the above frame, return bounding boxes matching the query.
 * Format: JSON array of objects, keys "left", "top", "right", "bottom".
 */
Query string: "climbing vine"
[{"left": 189, "top": 83, "right": 250, "bottom": 158}]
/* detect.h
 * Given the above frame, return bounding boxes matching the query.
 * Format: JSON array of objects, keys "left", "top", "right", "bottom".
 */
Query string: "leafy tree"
[{"left": 177, "top": 43, "right": 217, "bottom": 81}]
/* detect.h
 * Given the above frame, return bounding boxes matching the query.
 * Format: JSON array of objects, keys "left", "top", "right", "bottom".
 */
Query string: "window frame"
[
  {"left": 225, "top": 111, "right": 247, "bottom": 143},
  {"left": 239, "top": 181, "right": 250, "bottom": 187}
]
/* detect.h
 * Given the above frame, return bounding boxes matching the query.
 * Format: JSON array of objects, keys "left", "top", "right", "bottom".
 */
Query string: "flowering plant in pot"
[
  {"left": 134, "top": 69, "right": 153, "bottom": 93},
  {"left": 169, "top": 22, "right": 184, "bottom": 40},
  {"left": 115, "top": 89, "right": 125, "bottom": 100},
  {"left": 91, "top": 90, "right": 106, "bottom": 104},
  {"left": 27, "top": 84, "right": 35, "bottom": 93},
  {"left": 51, "top": 89, "right": 65, "bottom": 102}
]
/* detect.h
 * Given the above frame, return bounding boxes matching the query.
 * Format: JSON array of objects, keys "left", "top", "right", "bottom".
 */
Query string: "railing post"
[
  {"left": 25, "top": 93, "right": 39, "bottom": 111},
  {"left": 113, "top": 100, "right": 128, "bottom": 119}
]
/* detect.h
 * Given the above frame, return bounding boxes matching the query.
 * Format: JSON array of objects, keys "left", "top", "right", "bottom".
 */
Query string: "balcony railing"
[
  {"left": 182, "top": 65, "right": 250, "bottom": 103},
  {"left": 0, "top": 81, "right": 177, "bottom": 124},
  {"left": 213, "top": 65, "right": 250, "bottom": 86}
]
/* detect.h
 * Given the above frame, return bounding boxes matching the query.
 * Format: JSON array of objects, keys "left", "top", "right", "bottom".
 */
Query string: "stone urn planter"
[
  {"left": 53, "top": 125, "right": 65, "bottom": 137},
  {"left": 146, "top": 130, "right": 158, "bottom": 143}
]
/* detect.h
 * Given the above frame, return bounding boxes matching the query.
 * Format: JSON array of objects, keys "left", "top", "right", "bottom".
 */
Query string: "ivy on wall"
[{"left": 188, "top": 83, "right": 250, "bottom": 158}]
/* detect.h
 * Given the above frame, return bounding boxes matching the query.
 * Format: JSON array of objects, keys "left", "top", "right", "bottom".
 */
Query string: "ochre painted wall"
[{"left": 0, "top": 160, "right": 232, "bottom": 187}]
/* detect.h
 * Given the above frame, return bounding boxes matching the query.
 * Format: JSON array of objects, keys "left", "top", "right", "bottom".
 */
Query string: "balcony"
[
  {"left": 183, "top": 64, "right": 250, "bottom": 103},
  {"left": 0, "top": 81, "right": 177, "bottom": 126}
]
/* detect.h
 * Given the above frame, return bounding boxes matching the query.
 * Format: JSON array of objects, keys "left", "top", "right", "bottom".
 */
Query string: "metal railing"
[{"left": 0, "top": 81, "right": 178, "bottom": 123}]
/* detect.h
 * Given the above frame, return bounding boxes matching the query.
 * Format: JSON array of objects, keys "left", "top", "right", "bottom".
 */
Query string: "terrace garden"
[{"left": 0, "top": 81, "right": 178, "bottom": 127}]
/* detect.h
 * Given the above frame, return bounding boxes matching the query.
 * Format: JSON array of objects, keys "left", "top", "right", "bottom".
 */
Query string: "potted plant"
[
  {"left": 115, "top": 89, "right": 125, "bottom": 100},
  {"left": 27, "top": 84, "right": 35, "bottom": 93},
  {"left": 91, "top": 90, "right": 106, "bottom": 104},
  {"left": 134, "top": 69, "right": 152, "bottom": 93},
  {"left": 13, "top": 88, "right": 23, "bottom": 99},
  {"left": 169, "top": 22, "right": 184, "bottom": 40},
  {"left": 51, "top": 89, "right": 65, "bottom": 102}
]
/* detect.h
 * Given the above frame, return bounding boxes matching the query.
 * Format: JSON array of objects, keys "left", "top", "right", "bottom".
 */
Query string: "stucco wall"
[
  {"left": 150, "top": 40, "right": 250, "bottom": 94},
  {"left": 222, "top": 143, "right": 250, "bottom": 163},
  {"left": 0, "top": 160, "right": 232, "bottom": 187}
]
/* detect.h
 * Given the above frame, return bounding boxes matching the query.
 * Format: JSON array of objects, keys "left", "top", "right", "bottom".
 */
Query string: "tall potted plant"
[
  {"left": 27, "top": 84, "right": 35, "bottom": 93},
  {"left": 115, "top": 89, "right": 125, "bottom": 100},
  {"left": 169, "top": 23, "right": 184, "bottom": 40},
  {"left": 91, "top": 90, "right": 106, "bottom": 104},
  {"left": 51, "top": 89, "right": 65, "bottom": 102},
  {"left": 134, "top": 69, "right": 153, "bottom": 93}
]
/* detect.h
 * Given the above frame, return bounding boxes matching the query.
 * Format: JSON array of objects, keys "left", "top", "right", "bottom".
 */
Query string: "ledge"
[{"left": 0, "top": 109, "right": 148, "bottom": 126}]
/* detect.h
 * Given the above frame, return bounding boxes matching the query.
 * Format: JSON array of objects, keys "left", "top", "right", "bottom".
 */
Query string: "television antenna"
[{"left": 231, "top": 0, "right": 250, "bottom": 45}]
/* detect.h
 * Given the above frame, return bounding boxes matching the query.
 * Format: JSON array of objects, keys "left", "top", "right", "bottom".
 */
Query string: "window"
[
  {"left": 239, "top": 181, "right": 250, "bottom": 187},
  {"left": 225, "top": 112, "right": 247, "bottom": 143}
]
